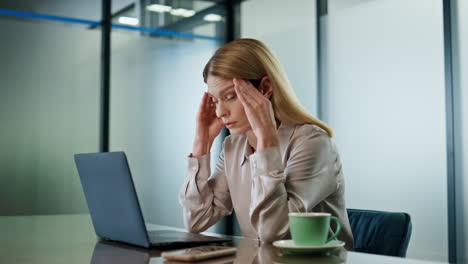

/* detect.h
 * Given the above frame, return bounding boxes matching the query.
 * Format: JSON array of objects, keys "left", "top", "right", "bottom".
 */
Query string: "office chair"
[{"left": 347, "top": 208, "right": 412, "bottom": 257}]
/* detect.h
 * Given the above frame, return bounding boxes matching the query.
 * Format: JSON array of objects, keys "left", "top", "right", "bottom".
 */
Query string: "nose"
[{"left": 215, "top": 101, "right": 229, "bottom": 118}]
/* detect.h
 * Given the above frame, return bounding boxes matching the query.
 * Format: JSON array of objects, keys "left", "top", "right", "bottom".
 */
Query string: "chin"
[
  {"left": 228, "top": 129, "right": 241, "bottom": 135},
  {"left": 228, "top": 127, "right": 247, "bottom": 135}
]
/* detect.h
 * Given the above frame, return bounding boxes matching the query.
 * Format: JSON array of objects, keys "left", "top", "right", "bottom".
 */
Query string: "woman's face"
[{"left": 206, "top": 75, "right": 251, "bottom": 135}]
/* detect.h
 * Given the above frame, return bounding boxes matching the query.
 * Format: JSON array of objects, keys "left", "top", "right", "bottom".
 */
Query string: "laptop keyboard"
[{"left": 147, "top": 230, "right": 230, "bottom": 245}]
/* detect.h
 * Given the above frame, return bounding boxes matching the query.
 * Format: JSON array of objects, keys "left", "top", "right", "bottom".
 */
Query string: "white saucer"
[{"left": 272, "top": 240, "right": 345, "bottom": 254}]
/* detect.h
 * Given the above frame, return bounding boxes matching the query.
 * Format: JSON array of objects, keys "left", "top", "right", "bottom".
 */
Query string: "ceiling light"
[
  {"left": 118, "top": 16, "right": 139, "bottom": 25},
  {"left": 170, "top": 8, "right": 186, "bottom": 16},
  {"left": 203, "top": 14, "right": 222, "bottom": 22},
  {"left": 169, "top": 8, "right": 195, "bottom": 17},
  {"left": 147, "top": 4, "right": 172, "bottom": 13},
  {"left": 182, "top": 10, "right": 195, "bottom": 17}
]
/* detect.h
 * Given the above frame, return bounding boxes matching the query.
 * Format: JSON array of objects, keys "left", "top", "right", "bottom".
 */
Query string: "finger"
[
  {"left": 209, "top": 104, "right": 217, "bottom": 118},
  {"left": 203, "top": 94, "right": 216, "bottom": 119},
  {"left": 199, "top": 92, "right": 208, "bottom": 113},
  {"left": 238, "top": 79, "right": 264, "bottom": 103},
  {"left": 233, "top": 79, "right": 251, "bottom": 108},
  {"left": 236, "top": 79, "right": 274, "bottom": 122},
  {"left": 208, "top": 100, "right": 218, "bottom": 118},
  {"left": 235, "top": 79, "right": 260, "bottom": 107},
  {"left": 234, "top": 80, "right": 266, "bottom": 129},
  {"left": 203, "top": 92, "right": 213, "bottom": 114}
]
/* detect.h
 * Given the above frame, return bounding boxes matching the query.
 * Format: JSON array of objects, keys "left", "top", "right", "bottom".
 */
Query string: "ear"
[{"left": 259, "top": 76, "right": 273, "bottom": 99}]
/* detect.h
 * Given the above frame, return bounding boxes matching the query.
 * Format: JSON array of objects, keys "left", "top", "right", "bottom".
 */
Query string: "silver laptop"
[{"left": 74, "top": 151, "right": 231, "bottom": 248}]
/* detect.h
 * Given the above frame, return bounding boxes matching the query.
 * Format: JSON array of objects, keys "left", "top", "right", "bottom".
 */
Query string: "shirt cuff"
[
  {"left": 187, "top": 153, "right": 211, "bottom": 179},
  {"left": 250, "top": 146, "right": 284, "bottom": 175}
]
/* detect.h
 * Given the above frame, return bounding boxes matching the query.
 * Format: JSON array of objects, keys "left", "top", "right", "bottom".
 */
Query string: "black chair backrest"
[{"left": 347, "top": 209, "right": 412, "bottom": 257}]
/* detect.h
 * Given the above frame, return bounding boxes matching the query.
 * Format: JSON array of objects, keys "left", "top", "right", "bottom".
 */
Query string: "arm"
[
  {"left": 179, "top": 145, "right": 233, "bottom": 233},
  {"left": 249, "top": 129, "right": 340, "bottom": 242}
]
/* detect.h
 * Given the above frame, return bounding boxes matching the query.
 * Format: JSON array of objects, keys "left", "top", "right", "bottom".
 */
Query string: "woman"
[{"left": 179, "top": 38, "right": 354, "bottom": 249}]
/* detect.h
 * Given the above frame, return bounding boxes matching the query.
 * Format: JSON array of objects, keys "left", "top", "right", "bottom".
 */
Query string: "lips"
[{"left": 225, "top": 122, "right": 237, "bottom": 128}]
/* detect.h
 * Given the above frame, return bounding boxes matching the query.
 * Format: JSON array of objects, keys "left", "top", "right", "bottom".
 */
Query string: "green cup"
[{"left": 288, "top": 212, "right": 341, "bottom": 246}]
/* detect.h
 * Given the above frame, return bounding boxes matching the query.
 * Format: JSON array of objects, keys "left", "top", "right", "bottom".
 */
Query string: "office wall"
[
  {"left": 0, "top": 1, "right": 224, "bottom": 226},
  {"left": 241, "top": 0, "right": 318, "bottom": 116},
  {"left": 321, "top": 0, "right": 447, "bottom": 261},
  {"left": 455, "top": 1, "right": 468, "bottom": 263},
  {"left": 109, "top": 32, "right": 220, "bottom": 229},
  {"left": 0, "top": 18, "right": 100, "bottom": 215},
  {"left": 0, "top": 0, "right": 131, "bottom": 20}
]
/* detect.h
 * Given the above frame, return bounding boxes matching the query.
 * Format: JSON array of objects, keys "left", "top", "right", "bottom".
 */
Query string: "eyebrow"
[{"left": 207, "top": 86, "right": 235, "bottom": 98}]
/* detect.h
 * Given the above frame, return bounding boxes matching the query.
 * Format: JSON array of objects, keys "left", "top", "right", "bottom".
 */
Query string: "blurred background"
[{"left": 0, "top": 0, "right": 467, "bottom": 263}]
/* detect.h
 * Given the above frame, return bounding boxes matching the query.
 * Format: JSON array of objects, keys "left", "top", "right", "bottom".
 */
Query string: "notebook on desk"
[{"left": 74, "top": 151, "right": 230, "bottom": 248}]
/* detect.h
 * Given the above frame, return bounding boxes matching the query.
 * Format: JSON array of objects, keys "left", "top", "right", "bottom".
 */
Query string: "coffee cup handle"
[{"left": 326, "top": 216, "right": 341, "bottom": 243}]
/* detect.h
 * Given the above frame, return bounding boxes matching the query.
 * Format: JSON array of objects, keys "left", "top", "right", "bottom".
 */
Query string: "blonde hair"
[{"left": 203, "top": 38, "right": 333, "bottom": 137}]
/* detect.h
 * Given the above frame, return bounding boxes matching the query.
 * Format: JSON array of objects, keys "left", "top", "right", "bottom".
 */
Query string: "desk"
[{"left": 0, "top": 215, "right": 445, "bottom": 264}]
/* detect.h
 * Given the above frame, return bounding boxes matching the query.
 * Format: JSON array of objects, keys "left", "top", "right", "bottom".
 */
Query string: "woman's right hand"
[{"left": 192, "top": 92, "right": 224, "bottom": 157}]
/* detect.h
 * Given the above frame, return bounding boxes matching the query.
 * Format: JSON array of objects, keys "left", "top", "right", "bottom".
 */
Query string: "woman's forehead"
[
  {"left": 207, "top": 75, "right": 231, "bottom": 86},
  {"left": 207, "top": 76, "right": 234, "bottom": 96}
]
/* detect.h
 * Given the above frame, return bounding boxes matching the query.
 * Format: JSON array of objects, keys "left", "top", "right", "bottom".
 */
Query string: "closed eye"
[
  {"left": 223, "top": 93, "right": 236, "bottom": 102},
  {"left": 209, "top": 92, "right": 235, "bottom": 104}
]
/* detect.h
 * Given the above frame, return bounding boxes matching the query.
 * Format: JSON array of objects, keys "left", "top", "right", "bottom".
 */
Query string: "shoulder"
[
  {"left": 289, "top": 124, "right": 335, "bottom": 154},
  {"left": 298, "top": 123, "right": 329, "bottom": 136},
  {"left": 292, "top": 123, "right": 331, "bottom": 141}
]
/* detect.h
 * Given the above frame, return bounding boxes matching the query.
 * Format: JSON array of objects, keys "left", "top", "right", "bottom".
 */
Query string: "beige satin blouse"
[{"left": 179, "top": 123, "right": 354, "bottom": 250}]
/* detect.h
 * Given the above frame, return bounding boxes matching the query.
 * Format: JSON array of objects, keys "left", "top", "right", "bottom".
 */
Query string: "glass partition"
[
  {"left": 111, "top": 0, "right": 223, "bottom": 41},
  {"left": 0, "top": 0, "right": 102, "bottom": 21},
  {"left": 109, "top": 0, "right": 225, "bottom": 230},
  {"left": 0, "top": 11, "right": 101, "bottom": 215},
  {"left": 320, "top": 0, "right": 448, "bottom": 261},
  {"left": 241, "top": 0, "right": 318, "bottom": 116},
  {"left": 455, "top": 1, "right": 468, "bottom": 263}
]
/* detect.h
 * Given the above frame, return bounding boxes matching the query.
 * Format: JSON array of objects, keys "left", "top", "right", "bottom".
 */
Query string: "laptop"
[{"left": 74, "top": 151, "right": 231, "bottom": 248}]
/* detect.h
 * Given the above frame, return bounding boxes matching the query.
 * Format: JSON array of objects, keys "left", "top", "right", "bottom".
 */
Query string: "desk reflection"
[
  {"left": 235, "top": 239, "right": 346, "bottom": 264},
  {"left": 90, "top": 242, "right": 152, "bottom": 264},
  {"left": 90, "top": 238, "right": 347, "bottom": 264}
]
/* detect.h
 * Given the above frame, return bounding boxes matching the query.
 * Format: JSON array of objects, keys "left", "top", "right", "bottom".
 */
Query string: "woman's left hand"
[{"left": 233, "top": 78, "right": 280, "bottom": 151}]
